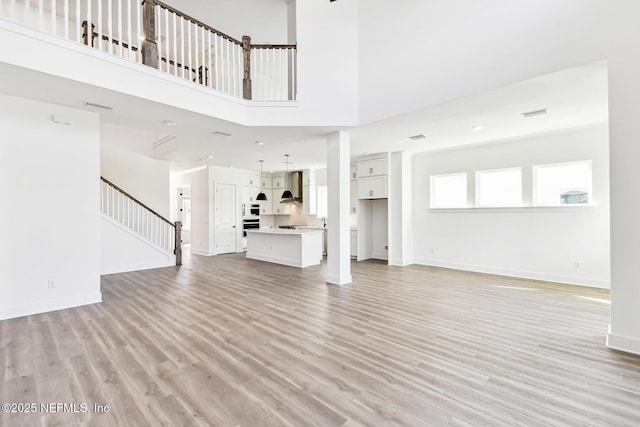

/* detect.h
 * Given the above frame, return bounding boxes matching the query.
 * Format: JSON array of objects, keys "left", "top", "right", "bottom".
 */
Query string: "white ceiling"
[{"left": 0, "top": 59, "right": 607, "bottom": 174}]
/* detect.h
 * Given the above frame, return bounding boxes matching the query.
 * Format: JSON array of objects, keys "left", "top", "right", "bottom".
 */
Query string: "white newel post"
[{"left": 326, "top": 131, "right": 352, "bottom": 285}]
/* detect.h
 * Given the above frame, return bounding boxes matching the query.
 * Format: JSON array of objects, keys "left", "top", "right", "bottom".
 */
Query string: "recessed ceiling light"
[
  {"left": 207, "top": 155, "right": 214, "bottom": 159},
  {"left": 228, "top": 165, "right": 234, "bottom": 168},
  {"left": 164, "top": 120, "right": 176, "bottom": 126},
  {"left": 363, "top": 152, "right": 368, "bottom": 155},
  {"left": 472, "top": 125, "right": 484, "bottom": 131},
  {"left": 255, "top": 141, "right": 264, "bottom": 146},
  {"left": 269, "top": 170, "right": 274, "bottom": 173},
  {"left": 84, "top": 102, "right": 113, "bottom": 111},
  {"left": 521, "top": 108, "right": 548, "bottom": 118},
  {"left": 213, "top": 130, "right": 232, "bottom": 137}
]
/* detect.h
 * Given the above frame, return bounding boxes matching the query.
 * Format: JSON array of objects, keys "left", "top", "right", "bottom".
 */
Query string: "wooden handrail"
[
  {"left": 250, "top": 44, "right": 297, "bottom": 49},
  {"left": 153, "top": 0, "right": 243, "bottom": 46},
  {"left": 100, "top": 177, "right": 175, "bottom": 228}
]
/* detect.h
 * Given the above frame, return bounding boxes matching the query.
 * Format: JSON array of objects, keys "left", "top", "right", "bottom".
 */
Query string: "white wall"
[
  {"left": 171, "top": 167, "right": 210, "bottom": 255},
  {"left": 413, "top": 124, "right": 610, "bottom": 288},
  {"left": 165, "top": 0, "right": 289, "bottom": 44},
  {"left": 101, "top": 216, "right": 175, "bottom": 274},
  {"left": 0, "top": 94, "right": 101, "bottom": 320},
  {"left": 358, "top": 1, "right": 638, "bottom": 124},
  {"left": 101, "top": 123, "right": 170, "bottom": 218}
]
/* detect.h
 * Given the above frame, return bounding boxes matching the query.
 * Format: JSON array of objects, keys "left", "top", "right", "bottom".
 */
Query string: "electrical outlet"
[
  {"left": 384, "top": 245, "right": 388, "bottom": 250},
  {"left": 574, "top": 261, "right": 581, "bottom": 269},
  {"left": 430, "top": 248, "right": 435, "bottom": 254},
  {"left": 47, "top": 280, "right": 55, "bottom": 288}
]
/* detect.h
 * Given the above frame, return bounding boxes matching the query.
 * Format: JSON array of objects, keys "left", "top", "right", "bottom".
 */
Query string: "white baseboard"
[
  {"left": 388, "top": 257, "right": 414, "bottom": 267},
  {"left": 326, "top": 274, "right": 353, "bottom": 285},
  {"left": 101, "top": 257, "right": 176, "bottom": 275},
  {"left": 606, "top": 333, "right": 640, "bottom": 356},
  {"left": 190, "top": 248, "right": 213, "bottom": 256},
  {"left": 0, "top": 292, "right": 103, "bottom": 321},
  {"left": 413, "top": 258, "right": 610, "bottom": 289},
  {"left": 371, "top": 252, "right": 389, "bottom": 261}
]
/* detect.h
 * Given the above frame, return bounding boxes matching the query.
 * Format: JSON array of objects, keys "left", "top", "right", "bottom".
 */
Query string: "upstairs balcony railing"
[{"left": 0, "top": 0, "right": 297, "bottom": 101}]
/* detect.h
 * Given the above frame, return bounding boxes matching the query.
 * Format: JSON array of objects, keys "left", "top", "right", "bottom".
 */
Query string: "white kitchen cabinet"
[
  {"left": 241, "top": 186, "right": 261, "bottom": 204},
  {"left": 350, "top": 230, "right": 358, "bottom": 257},
  {"left": 357, "top": 157, "right": 388, "bottom": 178},
  {"left": 261, "top": 176, "right": 272, "bottom": 189},
  {"left": 273, "top": 173, "right": 286, "bottom": 189},
  {"left": 303, "top": 185, "right": 317, "bottom": 215},
  {"left": 350, "top": 165, "right": 357, "bottom": 180},
  {"left": 242, "top": 174, "right": 261, "bottom": 187},
  {"left": 303, "top": 169, "right": 316, "bottom": 186},
  {"left": 260, "top": 189, "right": 273, "bottom": 215},
  {"left": 358, "top": 176, "right": 388, "bottom": 199},
  {"left": 350, "top": 180, "right": 358, "bottom": 213},
  {"left": 273, "top": 202, "right": 290, "bottom": 215}
]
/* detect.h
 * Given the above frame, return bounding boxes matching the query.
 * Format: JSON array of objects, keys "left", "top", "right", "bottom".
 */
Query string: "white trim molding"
[
  {"left": 606, "top": 333, "right": 640, "bottom": 356},
  {"left": 414, "top": 258, "right": 610, "bottom": 289},
  {"left": 0, "top": 293, "right": 103, "bottom": 321}
]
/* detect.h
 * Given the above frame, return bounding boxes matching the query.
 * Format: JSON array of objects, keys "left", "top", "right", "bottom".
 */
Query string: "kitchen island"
[{"left": 246, "top": 228, "right": 324, "bottom": 268}]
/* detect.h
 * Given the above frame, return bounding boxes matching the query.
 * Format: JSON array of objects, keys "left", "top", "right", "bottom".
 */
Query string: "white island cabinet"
[{"left": 246, "top": 229, "right": 324, "bottom": 268}]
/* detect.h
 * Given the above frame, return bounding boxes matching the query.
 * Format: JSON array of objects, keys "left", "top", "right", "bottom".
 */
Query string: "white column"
[
  {"left": 607, "top": 54, "right": 640, "bottom": 355},
  {"left": 388, "top": 151, "right": 414, "bottom": 267},
  {"left": 326, "top": 131, "right": 352, "bottom": 285}
]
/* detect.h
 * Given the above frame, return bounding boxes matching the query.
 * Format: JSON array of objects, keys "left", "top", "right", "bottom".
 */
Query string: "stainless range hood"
[{"left": 281, "top": 171, "right": 303, "bottom": 203}]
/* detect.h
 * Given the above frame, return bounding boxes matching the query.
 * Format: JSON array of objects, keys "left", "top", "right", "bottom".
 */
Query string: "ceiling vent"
[
  {"left": 521, "top": 108, "right": 548, "bottom": 118},
  {"left": 213, "top": 130, "right": 232, "bottom": 137},
  {"left": 84, "top": 102, "right": 113, "bottom": 111},
  {"left": 409, "top": 134, "right": 426, "bottom": 140}
]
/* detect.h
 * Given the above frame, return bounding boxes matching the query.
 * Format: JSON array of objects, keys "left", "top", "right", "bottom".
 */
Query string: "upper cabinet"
[
  {"left": 273, "top": 173, "right": 286, "bottom": 189},
  {"left": 357, "top": 158, "right": 388, "bottom": 178},
  {"left": 242, "top": 173, "right": 261, "bottom": 187},
  {"left": 261, "top": 176, "right": 272, "bottom": 189},
  {"left": 357, "top": 155, "right": 389, "bottom": 199},
  {"left": 350, "top": 165, "right": 358, "bottom": 180}
]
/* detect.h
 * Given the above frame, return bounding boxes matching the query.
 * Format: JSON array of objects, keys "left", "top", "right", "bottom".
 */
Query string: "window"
[
  {"left": 475, "top": 167, "right": 522, "bottom": 207},
  {"left": 533, "top": 161, "right": 592, "bottom": 206},
  {"left": 430, "top": 173, "right": 467, "bottom": 208}
]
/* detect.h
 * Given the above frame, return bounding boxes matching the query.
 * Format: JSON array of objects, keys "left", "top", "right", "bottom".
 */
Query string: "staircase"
[{"left": 100, "top": 177, "right": 181, "bottom": 273}]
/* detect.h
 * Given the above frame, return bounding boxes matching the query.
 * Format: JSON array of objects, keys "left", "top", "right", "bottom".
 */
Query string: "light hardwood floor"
[{"left": 2, "top": 254, "right": 640, "bottom": 426}]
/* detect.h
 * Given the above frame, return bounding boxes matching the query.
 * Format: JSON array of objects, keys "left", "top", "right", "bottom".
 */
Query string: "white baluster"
[
  {"left": 180, "top": 16, "right": 185, "bottom": 78},
  {"left": 207, "top": 29, "right": 212, "bottom": 88},
  {"left": 38, "top": 0, "right": 43, "bottom": 30},
  {"left": 117, "top": 0, "right": 122, "bottom": 56},
  {"left": 127, "top": 0, "right": 131, "bottom": 59},
  {"left": 87, "top": 0, "right": 92, "bottom": 47},
  {"left": 214, "top": 34, "right": 220, "bottom": 89},
  {"left": 187, "top": 20, "right": 192, "bottom": 81},
  {"left": 172, "top": 11, "right": 177, "bottom": 75},
  {"left": 194, "top": 23, "right": 199, "bottom": 83},
  {"left": 164, "top": 9, "right": 171, "bottom": 73},
  {"left": 52, "top": 0, "right": 57, "bottom": 36},
  {"left": 107, "top": 0, "right": 112, "bottom": 53},
  {"left": 136, "top": 0, "right": 141, "bottom": 61},
  {"left": 201, "top": 25, "right": 205, "bottom": 85},
  {"left": 231, "top": 41, "right": 236, "bottom": 96},
  {"left": 75, "top": 0, "right": 80, "bottom": 42},
  {"left": 156, "top": 6, "right": 162, "bottom": 69},
  {"left": 96, "top": 0, "right": 102, "bottom": 49},
  {"left": 63, "top": 0, "right": 68, "bottom": 39}
]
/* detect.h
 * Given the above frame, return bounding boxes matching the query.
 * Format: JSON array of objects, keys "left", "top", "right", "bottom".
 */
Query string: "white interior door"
[{"left": 215, "top": 183, "right": 237, "bottom": 254}]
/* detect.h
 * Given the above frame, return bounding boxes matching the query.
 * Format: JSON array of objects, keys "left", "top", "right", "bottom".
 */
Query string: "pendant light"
[
  {"left": 256, "top": 160, "right": 267, "bottom": 201},
  {"left": 281, "top": 154, "right": 294, "bottom": 200}
]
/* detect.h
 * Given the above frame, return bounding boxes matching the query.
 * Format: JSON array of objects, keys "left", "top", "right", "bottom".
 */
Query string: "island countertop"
[
  {"left": 246, "top": 228, "right": 324, "bottom": 235},
  {"left": 245, "top": 228, "right": 324, "bottom": 267}
]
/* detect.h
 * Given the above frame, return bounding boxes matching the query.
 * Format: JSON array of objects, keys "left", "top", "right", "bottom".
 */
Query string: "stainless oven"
[
  {"left": 242, "top": 203, "right": 260, "bottom": 218},
  {"left": 242, "top": 218, "right": 260, "bottom": 237}
]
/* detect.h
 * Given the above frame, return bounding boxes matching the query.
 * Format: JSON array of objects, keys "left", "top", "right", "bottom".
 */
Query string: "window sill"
[{"left": 428, "top": 205, "right": 597, "bottom": 213}]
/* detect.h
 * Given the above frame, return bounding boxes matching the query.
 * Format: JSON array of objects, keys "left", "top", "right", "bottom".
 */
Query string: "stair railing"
[
  {"left": 100, "top": 177, "right": 182, "bottom": 265},
  {"left": 0, "top": 0, "right": 297, "bottom": 100}
]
